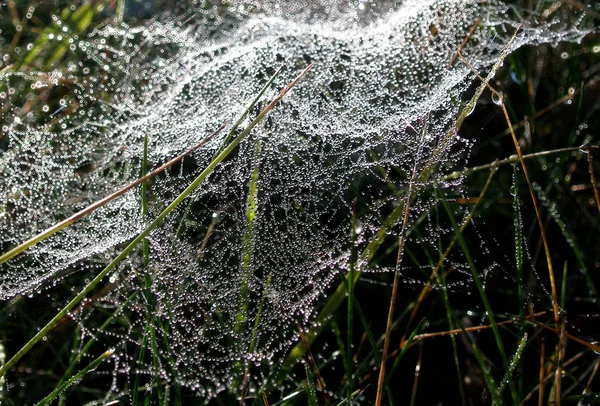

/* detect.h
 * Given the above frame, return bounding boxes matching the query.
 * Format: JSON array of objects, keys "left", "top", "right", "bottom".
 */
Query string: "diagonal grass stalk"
[
  {"left": 0, "top": 124, "right": 225, "bottom": 266},
  {"left": 0, "top": 63, "right": 313, "bottom": 381},
  {"left": 241, "top": 273, "right": 273, "bottom": 402},
  {"left": 36, "top": 348, "right": 114, "bottom": 406}
]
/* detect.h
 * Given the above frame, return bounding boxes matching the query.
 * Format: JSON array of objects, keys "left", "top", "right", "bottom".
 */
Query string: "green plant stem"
[
  {"left": 0, "top": 63, "right": 313, "bottom": 380},
  {"left": 36, "top": 348, "right": 114, "bottom": 406}
]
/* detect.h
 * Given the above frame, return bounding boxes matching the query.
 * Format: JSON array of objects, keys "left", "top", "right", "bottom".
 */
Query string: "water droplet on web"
[{"left": 492, "top": 91, "right": 503, "bottom": 106}]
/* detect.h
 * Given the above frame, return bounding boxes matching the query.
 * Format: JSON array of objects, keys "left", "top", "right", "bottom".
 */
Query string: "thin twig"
[
  {"left": 375, "top": 128, "right": 421, "bottom": 406},
  {"left": 442, "top": 145, "right": 600, "bottom": 181},
  {"left": 448, "top": 17, "right": 481, "bottom": 67},
  {"left": 411, "top": 311, "right": 547, "bottom": 341}
]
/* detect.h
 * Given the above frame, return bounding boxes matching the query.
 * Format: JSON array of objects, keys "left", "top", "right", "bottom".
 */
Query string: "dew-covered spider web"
[{"left": 0, "top": 0, "right": 595, "bottom": 401}]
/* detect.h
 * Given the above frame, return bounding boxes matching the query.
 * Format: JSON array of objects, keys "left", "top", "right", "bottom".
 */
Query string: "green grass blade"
[
  {"left": 304, "top": 363, "right": 319, "bottom": 406},
  {"left": 36, "top": 348, "right": 114, "bottom": 406},
  {"left": 133, "top": 320, "right": 151, "bottom": 406},
  {"left": 533, "top": 184, "right": 599, "bottom": 303},
  {"left": 495, "top": 333, "right": 528, "bottom": 405},
  {"left": 385, "top": 318, "right": 424, "bottom": 384}
]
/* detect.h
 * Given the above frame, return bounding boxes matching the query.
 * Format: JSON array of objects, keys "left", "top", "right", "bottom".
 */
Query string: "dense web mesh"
[{"left": 0, "top": 0, "right": 594, "bottom": 401}]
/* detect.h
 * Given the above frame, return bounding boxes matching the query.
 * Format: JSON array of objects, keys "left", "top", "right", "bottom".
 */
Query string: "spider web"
[{"left": 0, "top": 0, "right": 593, "bottom": 401}]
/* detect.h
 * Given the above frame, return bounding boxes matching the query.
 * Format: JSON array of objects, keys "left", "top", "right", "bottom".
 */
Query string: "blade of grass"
[
  {"left": 386, "top": 318, "right": 425, "bottom": 384},
  {"left": 436, "top": 254, "right": 466, "bottom": 406},
  {"left": 133, "top": 318, "right": 151, "bottom": 406},
  {"left": 304, "top": 363, "right": 319, "bottom": 406},
  {"left": 0, "top": 63, "right": 313, "bottom": 380},
  {"left": 513, "top": 165, "right": 527, "bottom": 400},
  {"left": 236, "top": 137, "right": 262, "bottom": 336},
  {"left": 36, "top": 348, "right": 114, "bottom": 406},
  {"left": 532, "top": 184, "right": 599, "bottom": 303},
  {"left": 240, "top": 273, "right": 272, "bottom": 403},
  {"left": 496, "top": 333, "right": 528, "bottom": 400}
]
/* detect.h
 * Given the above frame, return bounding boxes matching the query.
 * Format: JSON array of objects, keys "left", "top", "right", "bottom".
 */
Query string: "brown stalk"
[
  {"left": 375, "top": 143, "right": 420, "bottom": 406},
  {"left": 197, "top": 214, "right": 218, "bottom": 260},
  {"left": 555, "top": 317, "right": 567, "bottom": 406},
  {"left": 585, "top": 358, "right": 600, "bottom": 395},
  {"left": 410, "top": 311, "right": 547, "bottom": 342},
  {"left": 296, "top": 320, "right": 328, "bottom": 395},
  {"left": 0, "top": 123, "right": 226, "bottom": 265},
  {"left": 448, "top": 17, "right": 481, "bottom": 67},
  {"left": 586, "top": 146, "right": 600, "bottom": 212},
  {"left": 410, "top": 341, "right": 424, "bottom": 404}
]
